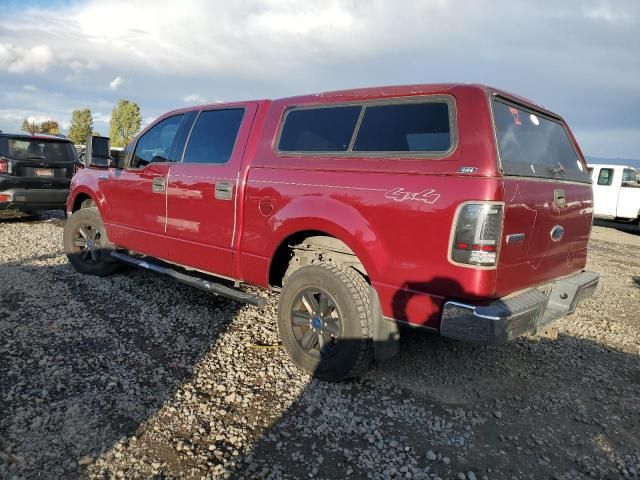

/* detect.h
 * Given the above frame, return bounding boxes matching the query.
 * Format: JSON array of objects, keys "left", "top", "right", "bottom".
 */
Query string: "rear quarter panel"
[{"left": 241, "top": 85, "right": 503, "bottom": 328}]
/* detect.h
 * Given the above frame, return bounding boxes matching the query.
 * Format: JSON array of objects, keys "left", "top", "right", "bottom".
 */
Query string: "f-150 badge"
[{"left": 385, "top": 187, "right": 440, "bottom": 204}]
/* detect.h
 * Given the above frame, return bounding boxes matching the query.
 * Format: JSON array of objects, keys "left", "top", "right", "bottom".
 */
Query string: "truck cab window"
[
  {"left": 353, "top": 102, "right": 451, "bottom": 152},
  {"left": 182, "top": 109, "right": 244, "bottom": 164},
  {"left": 622, "top": 168, "right": 639, "bottom": 186},
  {"left": 131, "top": 114, "right": 184, "bottom": 169},
  {"left": 278, "top": 106, "right": 361, "bottom": 152},
  {"left": 597, "top": 168, "right": 613, "bottom": 186}
]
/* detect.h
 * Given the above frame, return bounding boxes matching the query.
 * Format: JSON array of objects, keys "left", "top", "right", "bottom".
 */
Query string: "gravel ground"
[{"left": 1, "top": 212, "right": 639, "bottom": 480}]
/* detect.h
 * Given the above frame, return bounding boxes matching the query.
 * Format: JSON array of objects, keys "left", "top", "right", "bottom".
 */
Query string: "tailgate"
[
  {"left": 491, "top": 96, "right": 593, "bottom": 296},
  {"left": 496, "top": 179, "right": 593, "bottom": 296}
]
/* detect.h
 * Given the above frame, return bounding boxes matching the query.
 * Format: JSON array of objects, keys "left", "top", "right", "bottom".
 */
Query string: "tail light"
[
  {"left": 450, "top": 202, "right": 504, "bottom": 267},
  {"left": 0, "top": 157, "right": 8, "bottom": 174}
]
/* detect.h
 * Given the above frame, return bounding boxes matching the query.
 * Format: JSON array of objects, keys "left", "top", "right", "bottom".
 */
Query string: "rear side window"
[
  {"left": 182, "top": 109, "right": 244, "bottom": 164},
  {"left": 597, "top": 168, "right": 614, "bottom": 185},
  {"left": 278, "top": 100, "right": 453, "bottom": 155},
  {"left": 353, "top": 102, "right": 451, "bottom": 152},
  {"left": 622, "top": 168, "right": 637, "bottom": 184},
  {"left": 493, "top": 99, "right": 590, "bottom": 183},
  {"left": 278, "top": 106, "right": 361, "bottom": 152}
]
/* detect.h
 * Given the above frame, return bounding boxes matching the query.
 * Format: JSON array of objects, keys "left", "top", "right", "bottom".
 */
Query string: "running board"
[{"left": 110, "top": 251, "right": 266, "bottom": 307}]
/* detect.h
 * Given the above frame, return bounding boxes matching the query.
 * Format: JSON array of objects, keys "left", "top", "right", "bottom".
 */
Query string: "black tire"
[
  {"left": 63, "top": 207, "right": 120, "bottom": 276},
  {"left": 277, "top": 262, "right": 374, "bottom": 381}
]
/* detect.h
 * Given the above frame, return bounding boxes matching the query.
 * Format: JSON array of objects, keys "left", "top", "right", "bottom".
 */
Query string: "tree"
[
  {"left": 68, "top": 109, "right": 94, "bottom": 145},
  {"left": 109, "top": 99, "right": 141, "bottom": 148},
  {"left": 39, "top": 120, "right": 60, "bottom": 135},
  {"left": 21, "top": 119, "right": 39, "bottom": 135},
  {"left": 21, "top": 118, "right": 60, "bottom": 135}
]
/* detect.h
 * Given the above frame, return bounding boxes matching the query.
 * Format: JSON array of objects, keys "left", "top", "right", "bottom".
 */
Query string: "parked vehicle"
[
  {"left": 0, "top": 132, "right": 77, "bottom": 213},
  {"left": 587, "top": 163, "right": 640, "bottom": 227},
  {"left": 63, "top": 84, "right": 599, "bottom": 380}
]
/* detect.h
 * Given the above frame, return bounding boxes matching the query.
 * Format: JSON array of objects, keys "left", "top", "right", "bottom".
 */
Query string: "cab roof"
[
  {"left": 587, "top": 163, "right": 636, "bottom": 171},
  {"left": 163, "top": 83, "right": 557, "bottom": 119}
]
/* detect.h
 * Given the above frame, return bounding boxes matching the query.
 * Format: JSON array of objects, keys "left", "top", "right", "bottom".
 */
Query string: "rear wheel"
[
  {"left": 63, "top": 207, "right": 119, "bottom": 276},
  {"left": 277, "top": 262, "right": 374, "bottom": 381}
]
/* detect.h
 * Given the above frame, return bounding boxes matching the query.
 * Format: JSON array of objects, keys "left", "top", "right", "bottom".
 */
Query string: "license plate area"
[{"left": 34, "top": 168, "right": 54, "bottom": 177}]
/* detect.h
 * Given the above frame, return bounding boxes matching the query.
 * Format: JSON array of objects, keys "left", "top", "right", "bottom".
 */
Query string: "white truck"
[{"left": 588, "top": 164, "right": 640, "bottom": 227}]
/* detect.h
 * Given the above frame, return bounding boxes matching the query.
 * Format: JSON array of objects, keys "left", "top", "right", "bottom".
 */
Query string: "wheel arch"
[
  {"left": 71, "top": 192, "right": 95, "bottom": 212},
  {"left": 68, "top": 183, "right": 108, "bottom": 219},
  {"left": 267, "top": 224, "right": 381, "bottom": 289}
]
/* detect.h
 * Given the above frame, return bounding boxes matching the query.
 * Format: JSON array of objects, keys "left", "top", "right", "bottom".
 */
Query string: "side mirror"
[
  {"left": 110, "top": 149, "right": 126, "bottom": 169},
  {"left": 85, "top": 135, "right": 111, "bottom": 168}
]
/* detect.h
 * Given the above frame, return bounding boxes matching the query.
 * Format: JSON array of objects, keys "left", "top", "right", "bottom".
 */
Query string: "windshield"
[
  {"left": 0, "top": 137, "right": 77, "bottom": 162},
  {"left": 492, "top": 99, "right": 590, "bottom": 183}
]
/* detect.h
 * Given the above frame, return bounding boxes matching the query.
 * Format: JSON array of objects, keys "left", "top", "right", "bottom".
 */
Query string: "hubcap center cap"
[
  {"left": 86, "top": 239, "right": 95, "bottom": 249},
  {"left": 311, "top": 316, "right": 322, "bottom": 329}
]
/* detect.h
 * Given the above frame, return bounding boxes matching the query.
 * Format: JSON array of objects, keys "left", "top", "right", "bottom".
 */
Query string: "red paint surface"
[{"left": 67, "top": 84, "right": 593, "bottom": 330}]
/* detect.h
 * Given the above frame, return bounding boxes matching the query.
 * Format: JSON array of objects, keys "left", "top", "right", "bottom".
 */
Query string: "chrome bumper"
[{"left": 440, "top": 270, "right": 599, "bottom": 345}]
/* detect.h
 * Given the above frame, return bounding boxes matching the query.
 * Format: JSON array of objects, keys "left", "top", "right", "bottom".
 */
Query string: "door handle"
[
  {"left": 215, "top": 181, "right": 234, "bottom": 200},
  {"left": 554, "top": 189, "right": 566, "bottom": 208},
  {"left": 98, "top": 174, "right": 109, "bottom": 182},
  {"left": 152, "top": 177, "right": 166, "bottom": 193}
]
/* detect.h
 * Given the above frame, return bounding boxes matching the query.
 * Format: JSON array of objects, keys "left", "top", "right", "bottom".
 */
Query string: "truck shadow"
[
  {"left": 0, "top": 253, "right": 244, "bottom": 479},
  {"left": 593, "top": 218, "right": 640, "bottom": 235},
  {"left": 0, "top": 209, "right": 66, "bottom": 226},
  {"left": 229, "top": 277, "right": 639, "bottom": 479},
  {"left": 234, "top": 328, "right": 640, "bottom": 479},
  {"left": 1, "top": 253, "right": 639, "bottom": 479}
]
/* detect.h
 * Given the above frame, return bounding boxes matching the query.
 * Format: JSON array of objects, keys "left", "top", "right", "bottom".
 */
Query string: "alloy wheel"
[{"left": 290, "top": 287, "right": 343, "bottom": 357}]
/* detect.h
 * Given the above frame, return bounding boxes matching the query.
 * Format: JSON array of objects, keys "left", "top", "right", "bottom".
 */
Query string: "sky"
[{"left": 0, "top": 0, "right": 638, "bottom": 158}]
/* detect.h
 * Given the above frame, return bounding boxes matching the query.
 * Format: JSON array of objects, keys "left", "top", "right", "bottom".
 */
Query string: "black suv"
[{"left": 0, "top": 132, "right": 77, "bottom": 213}]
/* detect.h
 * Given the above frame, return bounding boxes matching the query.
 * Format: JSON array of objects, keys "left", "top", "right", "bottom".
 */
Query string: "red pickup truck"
[{"left": 63, "top": 84, "right": 599, "bottom": 380}]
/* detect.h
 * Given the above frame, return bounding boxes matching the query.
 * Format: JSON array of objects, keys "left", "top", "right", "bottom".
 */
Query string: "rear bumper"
[
  {"left": 440, "top": 270, "right": 599, "bottom": 345},
  {"left": 0, "top": 188, "right": 69, "bottom": 211}
]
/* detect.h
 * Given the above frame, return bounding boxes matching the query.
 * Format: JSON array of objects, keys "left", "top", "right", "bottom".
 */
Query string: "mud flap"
[{"left": 370, "top": 286, "right": 400, "bottom": 361}]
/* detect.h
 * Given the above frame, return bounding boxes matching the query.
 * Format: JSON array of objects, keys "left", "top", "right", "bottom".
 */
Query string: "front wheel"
[
  {"left": 277, "top": 262, "right": 374, "bottom": 381},
  {"left": 63, "top": 207, "right": 119, "bottom": 276}
]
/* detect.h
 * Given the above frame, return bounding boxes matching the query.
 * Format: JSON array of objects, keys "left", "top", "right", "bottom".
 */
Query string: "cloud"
[
  {"left": 26, "top": 114, "right": 54, "bottom": 124},
  {"left": 68, "top": 59, "right": 100, "bottom": 74},
  {"left": 584, "top": 4, "right": 634, "bottom": 23},
  {"left": 92, "top": 112, "right": 111, "bottom": 123},
  {"left": 0, "top": 43, "right": 54, "bottom": 73},
  {"left": 182, "top": 94, "right": 206, "bottom": 104},
  {"left": 0, "top": 42, "right": 99, "bottom": 76},
  {"left": 0, "top": 0, "right": 638, "bottom": 157},
  {"left": 109, "top": 76, "right": 125, "bottom": 90},
  {"left": 248, "top": 5, "right": 355, "bottom": 34}
]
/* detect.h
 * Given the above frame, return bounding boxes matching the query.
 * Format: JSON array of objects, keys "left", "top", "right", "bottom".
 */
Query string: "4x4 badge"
[{"left": 385, "top": 187, "right": 440, "bottom": 204}]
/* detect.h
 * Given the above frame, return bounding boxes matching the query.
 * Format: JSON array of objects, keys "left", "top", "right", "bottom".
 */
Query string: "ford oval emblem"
[{"left": 550, "top": 225, "right": 564, "bottom": 242}]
